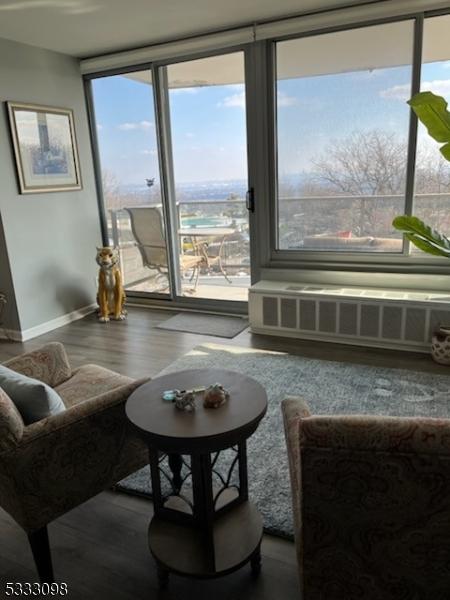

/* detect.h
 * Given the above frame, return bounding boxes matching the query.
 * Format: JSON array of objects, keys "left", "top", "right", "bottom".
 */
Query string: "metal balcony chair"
[{"left": 124, "top": 206, "right": 205, "bottom": 290}]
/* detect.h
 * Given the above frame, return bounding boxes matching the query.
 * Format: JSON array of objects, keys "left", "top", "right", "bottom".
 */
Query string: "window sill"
[{"left": 260, "top": 266, "right": 450, "bottom": 294}]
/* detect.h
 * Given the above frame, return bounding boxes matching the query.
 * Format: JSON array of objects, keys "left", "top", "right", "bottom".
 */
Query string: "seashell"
[
  {"left": 174, "top": 391, "right": 196, "bottom": 411},
  {"left": 203, "top": 383, "right": 230, "bottom": 409}
]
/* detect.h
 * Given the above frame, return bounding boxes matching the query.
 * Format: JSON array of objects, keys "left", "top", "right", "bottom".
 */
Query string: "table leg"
[
  {"left": 156, "top": 562, "right": 169, "bottom": 589},
  {"left": 238, "top": 441, "right": 249, "bottom": 502},
  {"left": 149, "top": 448, "right": 164, "bottom": 514},
  {"left": 168, "top": 453, "right": 183, "bottom": 494},
  {"left": 191, "top": 453, "right": 216, "bottom": 572},
  {"left": 250, "top": 543, "right": 262, "bottom": 577}
]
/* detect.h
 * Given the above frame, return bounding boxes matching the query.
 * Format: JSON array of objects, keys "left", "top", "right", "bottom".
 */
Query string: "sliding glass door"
[
  {"left": 89, "top": 50, "right": 252, "bottom": 307},
  {"left": 163, "top": 51, "right": 250, "bottom": 302},
  {"left": 91, "top": 70, "right": 171, "bottom": 296}
]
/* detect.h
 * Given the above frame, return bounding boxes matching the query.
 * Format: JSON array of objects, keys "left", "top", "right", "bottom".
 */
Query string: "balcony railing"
[
  {"left": 105, "top": 192, "right": 450, "bottom": 289},
  {"left": 108, "top": 198, "right": 250, "bottom": 290},
  {"left": 277, "top": 192, "right": 450, "bottom": 250}
]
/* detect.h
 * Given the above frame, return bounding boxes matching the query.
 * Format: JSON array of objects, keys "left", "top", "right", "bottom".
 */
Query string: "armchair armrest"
[
  {"left": 281, "top": 397, "right": 311, "bottom": 493},
  {"left": 3, "top": 342, "right": 72, "bottom": 387},
  {"left": 281, "top": 396, "right": 311, "bottom": 571},
  {"left": 21, "top": 376, "right": 150, "bottom": 444}
]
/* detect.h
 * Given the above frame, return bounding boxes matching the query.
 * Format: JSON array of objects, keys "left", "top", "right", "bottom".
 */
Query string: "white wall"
[{"left": 0, "top": 37, "right": 101, "bottom": 334}]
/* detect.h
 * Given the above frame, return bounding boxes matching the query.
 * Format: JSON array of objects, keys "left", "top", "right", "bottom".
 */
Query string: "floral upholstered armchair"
[
  {"left": 282, "top": 398, "right": 450, "bottom": 600},
  {"left": 0, "top": 342, "right": 150, "bottom": 582}
]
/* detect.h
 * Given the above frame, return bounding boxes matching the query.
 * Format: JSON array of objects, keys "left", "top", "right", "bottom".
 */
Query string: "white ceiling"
[{"left": 0, "top": 0, "right": 369, "bottom": 58}]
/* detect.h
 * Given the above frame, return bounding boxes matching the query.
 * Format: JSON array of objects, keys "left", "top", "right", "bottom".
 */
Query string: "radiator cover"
[{"left": 249, "top": 281, "right": 450, "bottom": 352}]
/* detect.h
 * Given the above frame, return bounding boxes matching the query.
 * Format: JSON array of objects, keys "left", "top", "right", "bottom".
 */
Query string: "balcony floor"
[{"left": 126, "top": 274, "right": 250, "bottom": 302}]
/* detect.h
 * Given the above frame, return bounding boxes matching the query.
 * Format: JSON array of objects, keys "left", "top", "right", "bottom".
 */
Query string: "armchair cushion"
[
  {"left": 55, "top": 364, "right": 134, "bottom": 408},
  {"left": 3, "top": 342, "right": 72, "bottom": 387},
  {"left": 0, "top": 365, "right": 65, "bottom": 425},
  {"left": 0, "top": 387, "right": 24, "bottom": 452}
]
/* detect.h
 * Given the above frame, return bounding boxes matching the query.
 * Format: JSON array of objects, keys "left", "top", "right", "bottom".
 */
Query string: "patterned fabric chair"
[
  {"left": 282, "top": 397, "right": 450, "bottom": 600},
  {"left": 0, "top": 342, "right": 150, "bottom": 582}
]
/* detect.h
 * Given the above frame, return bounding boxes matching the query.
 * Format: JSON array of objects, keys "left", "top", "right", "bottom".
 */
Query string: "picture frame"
[{"left": 7, "top": 102, "right": 82, "bottom": 194}]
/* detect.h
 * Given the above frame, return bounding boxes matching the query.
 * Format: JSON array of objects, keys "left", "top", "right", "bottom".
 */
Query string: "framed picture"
[{"left": 7, "top": 102, "right": 82, "bottom": 194}]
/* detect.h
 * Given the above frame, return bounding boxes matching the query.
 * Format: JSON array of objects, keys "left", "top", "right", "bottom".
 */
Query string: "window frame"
[{"left": 265, "top": 11, "right": 450, "bottom": 275}]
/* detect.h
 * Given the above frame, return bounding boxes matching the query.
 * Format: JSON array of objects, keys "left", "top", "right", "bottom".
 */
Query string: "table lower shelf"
[{"left": 148, "top": 500, "right": 263, "bottom": 579}]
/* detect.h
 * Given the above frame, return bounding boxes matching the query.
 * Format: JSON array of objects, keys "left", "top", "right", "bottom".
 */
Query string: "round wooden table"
[{"left": 126, "top": 368, "right": 267, "bottom": 588}]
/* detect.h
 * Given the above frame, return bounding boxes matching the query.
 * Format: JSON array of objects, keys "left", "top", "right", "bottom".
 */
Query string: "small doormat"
[{"left": 155, "top": 312, "right": 248, "bottom": 338}]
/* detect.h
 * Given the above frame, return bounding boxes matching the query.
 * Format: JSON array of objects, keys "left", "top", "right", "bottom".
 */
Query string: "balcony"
[{"left": 108, "top": 198, "right": 250, "bottom": 302}]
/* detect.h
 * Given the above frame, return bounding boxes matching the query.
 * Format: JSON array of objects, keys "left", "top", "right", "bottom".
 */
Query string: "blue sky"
[
  {"left": 92, "top": 75, "right": 247, "bottom": 186},
  {"left": 92, "top": 60, "right": 450, "bottom": 187}
]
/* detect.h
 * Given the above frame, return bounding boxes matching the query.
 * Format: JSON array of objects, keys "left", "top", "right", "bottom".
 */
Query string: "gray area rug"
[
  {"left": 118, "top": 343, "right": 450, "bottom": 539},
  {"left": 155, "top": 313, "right": 248, "bottom": 338}
]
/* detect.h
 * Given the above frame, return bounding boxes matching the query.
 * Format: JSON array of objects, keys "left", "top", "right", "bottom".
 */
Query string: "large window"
[
  {"left": 275, "top": 21, "right": 414, "bottom": 253},
  {"left": 88, "top": 10, "right": 450, "bottom": 297}
]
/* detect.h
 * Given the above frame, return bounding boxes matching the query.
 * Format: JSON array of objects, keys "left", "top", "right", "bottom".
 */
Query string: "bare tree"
[
  {"left": 415, "top": 148, "right": 450, "bottom": 194},
  {"left": 310, "top": 130, "right": 450, "bottom": 197},
  {"left": 295, "top": 131, "right": 407, "bottom": 236},
  {"left": 311, "top": 130, "right": 407, "bottom": 196},
  {"left": 304, "top": 130, "right": 450, "bottom": 239},
  {"left": 101, "top": 170, "right": 121, "bottom": 210}
]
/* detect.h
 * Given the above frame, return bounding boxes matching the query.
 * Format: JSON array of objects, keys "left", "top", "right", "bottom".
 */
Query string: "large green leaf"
[
  {"left": 409, "top": 92, "right": 450, "bottom": 160},
  {"left": 392, "top": 92, "right": 450, "bottom": 257},
  {"left": 392, "top": 215, "right": 450, "bottom": 258},
  {"left": 405, "top": 234, "right": 450, "bottom": 257},
  {"left": 441, "top": 141, "right": 450, "bottom": 161},
  {"left": 408, "top": 91, "right": 450, "bottom": 147}
]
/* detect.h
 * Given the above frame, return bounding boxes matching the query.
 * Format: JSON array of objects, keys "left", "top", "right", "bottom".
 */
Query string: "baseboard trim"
[
  {"left": 0, "top": 303, "right": 97, "bottom": 342},
  {"left": 249, "top": 326, "right": 429, "bottom": 354}
]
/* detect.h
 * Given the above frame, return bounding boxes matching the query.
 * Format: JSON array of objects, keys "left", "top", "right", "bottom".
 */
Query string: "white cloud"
[
  {"left": 140, "top": 149, "right": 157, "bottom": 155},
  {"left": 218, "top": 90, "right": 297, "bottom": 109},
  {"left": 118, "top": 120, "right": 153, "bottom": 131},
  {"left": 379, "top": 84, "right": 410, "bottom": 100},
  {"left": 380, "top": 79, "right": 450, "bottom": 101},
  {"left": 277, "top": 91, "right": 298, "bottom": 107},
  {"left": 185, "top": 132, "right": 195, "bottom": 138},
  {"left": 422, "top": 80, "right": 450, "bottom": 97},
  {"left": 96, "top": 123, "right": 103, "bottom": 131},
  {"left": 219, "top": 92, "right": 246, "bottom": 109}
]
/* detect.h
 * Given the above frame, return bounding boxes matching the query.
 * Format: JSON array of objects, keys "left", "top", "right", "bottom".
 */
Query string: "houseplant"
[
  {"left": 393, "top": 91, "right": 450, "bottom": 255},
  {"left": 393, "top": 91, "right": 450, "bottom": 363}
]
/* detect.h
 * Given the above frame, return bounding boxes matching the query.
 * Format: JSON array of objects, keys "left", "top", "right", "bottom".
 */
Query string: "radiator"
[{"left": 249, "top": 281, "right": 450, "bottom": 352}]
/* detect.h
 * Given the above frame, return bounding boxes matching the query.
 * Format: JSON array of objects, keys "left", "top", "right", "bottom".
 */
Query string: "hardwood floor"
[
  {"left": 0, "top": 306, "right": 445, "bottom": 599},
  {"left": 0, "top": 305, "right": 443, "bottom": 379},
  {"left": 0, "top": 490, "right": 298, "bottom": 600}
]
